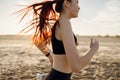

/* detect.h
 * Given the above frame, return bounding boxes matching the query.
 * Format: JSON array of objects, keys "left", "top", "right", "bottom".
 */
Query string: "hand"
[{"left": 90, "top": 38, "right": 99, "bottom": 52}]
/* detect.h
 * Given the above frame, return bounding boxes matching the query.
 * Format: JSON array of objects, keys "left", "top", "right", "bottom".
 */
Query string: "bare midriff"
[{"left": 52, "top": 54, "right": 72, "bottom": 73}]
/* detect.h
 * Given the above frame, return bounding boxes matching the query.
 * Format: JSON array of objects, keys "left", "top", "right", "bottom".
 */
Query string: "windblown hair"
[{"left": 15, "top": 0, "right": 71, "bottom": 45}]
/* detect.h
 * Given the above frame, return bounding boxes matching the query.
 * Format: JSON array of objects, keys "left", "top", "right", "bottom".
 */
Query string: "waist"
[{"left": 53, "top": 54, "right": 72, "bottom": 73}]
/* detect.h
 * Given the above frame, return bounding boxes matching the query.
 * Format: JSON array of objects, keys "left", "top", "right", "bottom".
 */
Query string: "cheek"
[
  {"left": 69, "top": 3, "right": 79, "bottom": 17},
  {"left": 70, "top": 8, "right": 78, "bottom": 17}
]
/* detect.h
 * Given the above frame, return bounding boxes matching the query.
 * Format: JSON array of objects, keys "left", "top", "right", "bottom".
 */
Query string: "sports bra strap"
[{"left": 52, "top": 21, "right": 59, "bottom": 38}]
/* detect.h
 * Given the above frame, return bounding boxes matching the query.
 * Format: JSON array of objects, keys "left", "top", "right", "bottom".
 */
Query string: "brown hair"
[{"left": 15, "top": 0, "right": 72, "bottom": 45}]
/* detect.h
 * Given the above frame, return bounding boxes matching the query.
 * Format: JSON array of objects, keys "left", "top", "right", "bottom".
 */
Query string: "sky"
[{"left": 0, "top": 0, "right": 120, "bottom": 36}]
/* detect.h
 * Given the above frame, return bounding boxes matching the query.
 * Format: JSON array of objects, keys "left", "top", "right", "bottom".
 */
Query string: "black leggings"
[{"left": 45, "top": 68, "right": 72, "bottom": 80}]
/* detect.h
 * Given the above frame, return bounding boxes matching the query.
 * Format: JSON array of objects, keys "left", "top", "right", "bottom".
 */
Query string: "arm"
[
  {"left": 34, "top": 41, "right": 53, "bottom": 66},
  {"left": 60, "top": 21, "right": 99, "bottom": 73}
]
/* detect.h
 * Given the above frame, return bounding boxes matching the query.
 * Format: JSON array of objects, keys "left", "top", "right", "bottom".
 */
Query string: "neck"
[{"left": 59, "top": 11, "right": 71, "bottom": 21}]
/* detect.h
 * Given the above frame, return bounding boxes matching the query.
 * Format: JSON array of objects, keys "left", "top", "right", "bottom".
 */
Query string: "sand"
[{"left": 0, "top": 35, "right": 120, "bottom": 80}]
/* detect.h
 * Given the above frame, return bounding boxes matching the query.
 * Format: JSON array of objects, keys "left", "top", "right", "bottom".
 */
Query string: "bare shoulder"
[
  {"left": 59, "top": 19, "right": 76, "bottom": 49},
  {"left": 59, "top": 19, "right": 73, "bottom": 36}
]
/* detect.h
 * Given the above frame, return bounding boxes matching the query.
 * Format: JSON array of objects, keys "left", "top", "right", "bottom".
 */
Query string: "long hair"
[
  {"left": 15, "top": 0, "right": 71, "bottom": 45},
  {"left": 15, "top": 1, "right": 56, "bottom": 45}
]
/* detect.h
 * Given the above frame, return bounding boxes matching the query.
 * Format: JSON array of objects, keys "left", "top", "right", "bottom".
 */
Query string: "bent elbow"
[
  {"left": 71, "top": 67, "right": 80, "bottom": 73},
  {"left": 72, "top": 69, "right": 79, "bottom": 73},
  {"left": 71, "top": 64, "right": 85, "bottom": 73}
]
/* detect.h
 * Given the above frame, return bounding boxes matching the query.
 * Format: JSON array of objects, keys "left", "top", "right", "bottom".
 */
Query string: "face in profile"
[{"left": 69, "top": 0, "right": 80, "bottom": 18}]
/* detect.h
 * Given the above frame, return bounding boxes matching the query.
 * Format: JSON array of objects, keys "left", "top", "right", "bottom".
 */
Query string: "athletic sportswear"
[{"left": 51, "top": 21, "right": 77, "bottom": 54}]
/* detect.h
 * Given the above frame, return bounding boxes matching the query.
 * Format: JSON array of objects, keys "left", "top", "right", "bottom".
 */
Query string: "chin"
[
  {"left": 70, "top": 13, "right": 79, "bottom": 18},
  {"left": 73, "top": 15, "right": 78, "bottom": 18},
  {"left": 72, "top": 13, "right": 79, "bottom": 18}
]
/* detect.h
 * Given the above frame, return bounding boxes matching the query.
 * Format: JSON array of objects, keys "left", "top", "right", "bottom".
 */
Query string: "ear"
[{"left": 64, "top": 0, "right": 71, "bottom": 8}]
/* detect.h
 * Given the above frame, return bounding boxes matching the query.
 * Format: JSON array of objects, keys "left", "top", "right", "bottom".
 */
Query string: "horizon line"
[{"left": 0, "top": 34, "right": 120, "bottom": 37}]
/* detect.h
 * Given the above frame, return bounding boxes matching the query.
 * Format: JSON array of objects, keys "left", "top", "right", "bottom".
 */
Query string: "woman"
[{"left": 17, "top": 0, "right": 99, "bottom": 80}]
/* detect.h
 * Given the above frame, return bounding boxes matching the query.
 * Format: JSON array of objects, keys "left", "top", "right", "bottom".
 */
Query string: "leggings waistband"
[{"left": 45, "top": 68, "right": 72, "bottom": 80}]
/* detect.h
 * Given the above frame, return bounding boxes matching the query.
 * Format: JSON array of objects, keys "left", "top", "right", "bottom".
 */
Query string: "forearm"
[
  {"left": 35, "top": 43, "right": 53, "bottom": 65},
  {"left": 77, "top": 49, "right": 97, "bottom": 70},
  {"left": 36, "top": 43, "right": 49, "bottom": 55}
]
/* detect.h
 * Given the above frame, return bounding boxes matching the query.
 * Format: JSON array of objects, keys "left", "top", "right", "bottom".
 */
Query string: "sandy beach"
[{"left": 0, "top": 35, "right": 120, "bottom": 80}]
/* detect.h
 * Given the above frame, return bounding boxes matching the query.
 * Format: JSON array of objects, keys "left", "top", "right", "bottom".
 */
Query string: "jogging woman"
[{"left": 17, "top": 0, "right": 99, "bottom": 80}]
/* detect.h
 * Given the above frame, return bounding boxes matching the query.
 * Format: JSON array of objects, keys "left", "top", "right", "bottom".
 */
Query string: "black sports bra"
[{"left": 51, "top": 22, "right": 77, "bottom": 55}]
